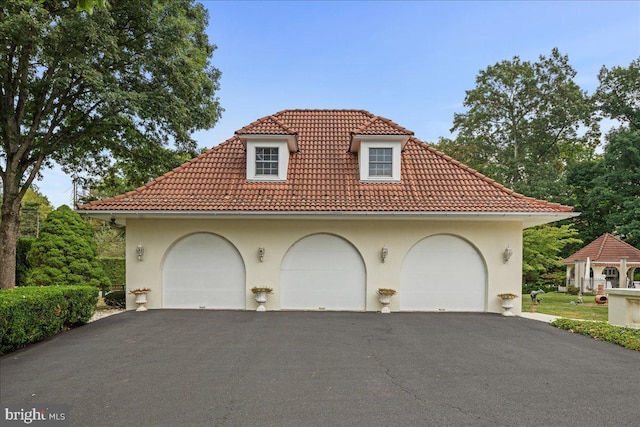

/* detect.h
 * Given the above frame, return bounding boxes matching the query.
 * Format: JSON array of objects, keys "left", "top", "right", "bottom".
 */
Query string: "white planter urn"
[
  {"left": 254, "top": 291, "right": 268, "bottom": 312},
  {"left": 133, "top": 292, "right": 149, "bottom": 312},
  {"left": 499, "top": 295, "right": 517, "bottom": 317},
  {"left": 379, "top": 294, "right": 393, "bottom": 313},
  {"left": 377, "top": 289, "right": 396, "bottom": 314},
  {"left": 251, "top": 287, "right": 272, "bottom": 312}
]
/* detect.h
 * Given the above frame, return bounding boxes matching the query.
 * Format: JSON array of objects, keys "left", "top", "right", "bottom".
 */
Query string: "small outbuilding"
[{"left": 562, "top": 233, "right": 640, "bottom": 292}]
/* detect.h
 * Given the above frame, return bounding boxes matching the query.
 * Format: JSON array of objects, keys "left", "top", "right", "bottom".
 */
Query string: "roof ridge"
[{"left": 595, "top": 234, "right": 609, "bottom": 259}]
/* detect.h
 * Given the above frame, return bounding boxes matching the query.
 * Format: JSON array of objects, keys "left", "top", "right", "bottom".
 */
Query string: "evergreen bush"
[{"left": 26, "top": 205, "right": 110, "bottom": 291}]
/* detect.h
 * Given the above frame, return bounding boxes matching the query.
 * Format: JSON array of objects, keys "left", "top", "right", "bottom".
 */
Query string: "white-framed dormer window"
[
  {"left": 350, "top": 134, "right": 407, "bottom": 182},
  {"left": 255, "top": 147, "right": 279, "bottom": 176},
  {"left": 368, "top": 147, "right": 393, "bottom": 177},
  {"left": 245, "top": 140, "right": 290, "bottom": 181},
  {"left": 357, "top": 140, "right": 402, "bottom": 182}
]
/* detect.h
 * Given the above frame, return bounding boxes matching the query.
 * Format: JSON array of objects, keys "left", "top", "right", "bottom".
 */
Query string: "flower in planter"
[
  {"left": 251, "top": 287, "right": 273, "bottom": 294},
  {"left": 129, "top": 288, "right": 151, "bottom": 295},
  {"left": 497, "top": 293, "right": 518, "bottom": 299},
  {"left": 377, "top": 288, "right": 397, "bottom": 296}
]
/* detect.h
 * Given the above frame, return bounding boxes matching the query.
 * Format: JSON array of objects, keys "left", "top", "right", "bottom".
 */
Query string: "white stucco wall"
[{"left": 124, "top": 218, "right": 523, "bottom": 314}]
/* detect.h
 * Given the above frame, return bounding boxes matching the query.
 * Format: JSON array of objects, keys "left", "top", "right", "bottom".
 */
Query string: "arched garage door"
[
  {"left": 163, "top": 233, "right": 245, "bottom": 309},
  {"left": 400, "top": 235, "right": 486, "bottom": 311},
  {"left": 281, "top": 234, "right": 365, "bottom": 311}
]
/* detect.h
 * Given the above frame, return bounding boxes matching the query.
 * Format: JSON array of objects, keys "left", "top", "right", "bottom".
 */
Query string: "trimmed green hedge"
[
  {"left": 98, "top": 257, "right": 125, "bottom": 286},
  {"left": 551, "top": 318, "right": 640, "bottom": 351},
  {"left": 0, "top": 286, "right": 99, "bottom": 355}
]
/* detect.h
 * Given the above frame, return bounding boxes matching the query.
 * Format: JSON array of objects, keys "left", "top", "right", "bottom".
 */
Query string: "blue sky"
[{"left": 40, "top": 0, "right": 640, "bottom": 207}]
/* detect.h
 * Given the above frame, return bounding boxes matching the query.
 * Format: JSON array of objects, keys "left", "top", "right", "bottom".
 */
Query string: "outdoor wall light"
[
  {"left": 258, "top": 246, "right": 265, "bottom": 262},
  {"left": 381, "top": 246, "right": 389, "bottom": 263},
  {"left": 503, "top": 245, "right": 513, "bottom": 263},
  {"left": 136, "top": 243, "right": 144, "bottom": 261}
]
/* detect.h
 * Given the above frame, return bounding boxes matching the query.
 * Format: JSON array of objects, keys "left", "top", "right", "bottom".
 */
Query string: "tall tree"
[
  {"left": 595, "top": 128, "right": 640, "bottom": 247},
  {"left": 564, "top": 58, "right": 640, "bottom": 247},
  {"left": 443, "top": 48, "right": 599, "bottom": 201},
  {"left": 595, "top": 57, "right": 640, "bottom": 130},
  {"left": 0, "top": 0, "right": 222, "bottom": 288},
  {"left": 565, "top": 158, "right": 610, "bottom": 244}
]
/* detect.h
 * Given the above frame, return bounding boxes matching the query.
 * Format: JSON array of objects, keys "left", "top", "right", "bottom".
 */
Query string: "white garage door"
[
  {"left": 281, "top": 234, "right": 365, "bottom": 311},
  {"left": 400, "top": 235, "right": 486, "bottom": 311},
  {"left": 163, "top": 233, "right": 245, "bottom": 309}
]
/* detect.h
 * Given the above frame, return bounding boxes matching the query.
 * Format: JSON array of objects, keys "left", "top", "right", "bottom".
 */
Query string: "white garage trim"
[
  {"left": 162, "top": 233, "right": 246, "bottom": 309},
  {"left": 280, "top": 233, "right": 366, "bottom": 311},
  {"left": 400, "top": 234, "right": 487, "bottom": 312}
]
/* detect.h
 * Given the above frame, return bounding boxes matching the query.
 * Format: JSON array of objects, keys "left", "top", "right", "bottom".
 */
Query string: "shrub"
[
  {"left": 103, "top": 290, "right": 126, "bottom": 308},
  {"left": 0, "top": 286, "right": 98, "bottom": 355},
  {"left": 27, "top": 205, "right": 110, "bottom": 291},
  {"left": 98, "top": 257, "right": 125, "bottom": 286},
  {"left": 567, "top": 285, "right": 580, "bottom": 295},
  {"left": 551, "top": 318, "right": 640, "bottom": 351}
]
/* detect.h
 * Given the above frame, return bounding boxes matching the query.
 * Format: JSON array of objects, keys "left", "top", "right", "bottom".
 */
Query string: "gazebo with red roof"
[{"left": 562, "top": 233, "right": 640, "bottom": 292}]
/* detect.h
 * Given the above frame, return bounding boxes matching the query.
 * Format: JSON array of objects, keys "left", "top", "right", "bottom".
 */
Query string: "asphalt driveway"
[{"left": 1, "top": 311, "right": 639, "bottom": 426}]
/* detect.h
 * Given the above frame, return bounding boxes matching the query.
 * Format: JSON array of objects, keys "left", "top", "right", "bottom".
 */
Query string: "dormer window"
[
  {"left": 240, "top": 136, "right": 297, "bottom": 182},
  {"left": 256, "top": 147, "right": 279, "bottom": 176},
  {"left": 369, "top": 148, "right": 393, "bottom": 177},
  {"left": 350, "top": 137, "right": 406, "bottom": 182}
]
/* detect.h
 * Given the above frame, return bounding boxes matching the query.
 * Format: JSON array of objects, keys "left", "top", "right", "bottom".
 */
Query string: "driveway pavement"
[{"left": 1, "top": 311, "right": 639, "bottom": 426}]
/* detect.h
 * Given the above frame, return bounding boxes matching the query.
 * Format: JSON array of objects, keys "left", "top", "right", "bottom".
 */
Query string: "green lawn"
[{"left": 522, "top": 291, "right": 608, "bottom": 321}]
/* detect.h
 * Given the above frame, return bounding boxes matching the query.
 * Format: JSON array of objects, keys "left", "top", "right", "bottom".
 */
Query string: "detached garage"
[{"left": 79, "top": 109, "right": 577, "bottom": 314}]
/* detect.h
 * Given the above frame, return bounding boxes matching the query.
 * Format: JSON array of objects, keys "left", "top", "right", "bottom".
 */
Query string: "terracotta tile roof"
[
  {"left": 563, "top": 233, "right": 640, "bottom": 264},
  {"left": 78, "top": 109, "right": 574, "bottom": 214}
]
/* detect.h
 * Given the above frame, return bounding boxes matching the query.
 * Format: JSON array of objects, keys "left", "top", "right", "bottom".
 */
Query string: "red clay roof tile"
[{"left": 78, "top": 109, "right": 574, "bottom": 214}]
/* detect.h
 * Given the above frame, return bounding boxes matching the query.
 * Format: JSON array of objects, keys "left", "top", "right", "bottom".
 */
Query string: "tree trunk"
[{"left": 0, "top": 181, "right": 23, "bottom": 289}]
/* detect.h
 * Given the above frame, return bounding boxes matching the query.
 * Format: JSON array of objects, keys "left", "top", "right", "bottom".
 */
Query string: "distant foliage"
[
  {"left": 523, "top": 225, "right": 582, "bottom": 286},
  {"left": 16, "top": 238, "right": 34, "bottom": 286},
  {"left": 98, "top": 258, "right": 125, "bottom": 285},
  {"left": 26, "top": 205, "right": 110, "bottom": 290},
  {"left": 93, "top": 224, "right": 125, "bottom": 258}
]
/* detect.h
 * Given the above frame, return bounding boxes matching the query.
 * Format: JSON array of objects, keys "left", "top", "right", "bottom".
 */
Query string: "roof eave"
[{"left": 78, "top": 209, "right": 578, "bottom": 228}]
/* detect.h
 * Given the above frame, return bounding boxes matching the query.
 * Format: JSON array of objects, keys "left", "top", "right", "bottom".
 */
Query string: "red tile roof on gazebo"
[{"left": 563, "top": 233, "right": 640, "bottom": 264}]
